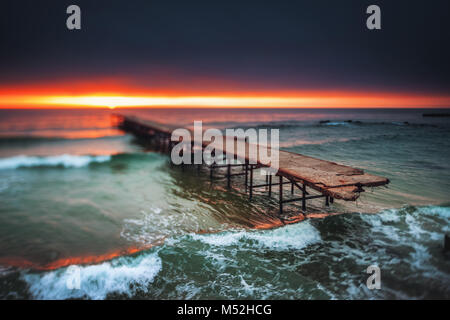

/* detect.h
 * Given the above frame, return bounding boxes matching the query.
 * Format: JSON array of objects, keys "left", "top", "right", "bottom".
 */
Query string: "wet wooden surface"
[{"left": 116, "top": 114, "right": 389, "bottom": 201}]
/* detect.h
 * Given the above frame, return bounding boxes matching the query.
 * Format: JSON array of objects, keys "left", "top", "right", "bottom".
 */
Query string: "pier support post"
[
  {"left": 210, "top": 150, "right": 215, "bottom": 180},
  {"left": 279, "top": 176, "right": 283, "bottom": 214},
  {"left": 117, "top": 115, "right": 389, "bottom": 216},
  {"left": 269, "top": 175, "right": 272, "bottom": 197},
  {"left": 302, "top": 184, "right": 306, "bottom": 211},
  {"left": 249, "top": 165, "right": 253, "bottom": 200},
  {"left": 169, "top": 140, "right": 173, "bottom": 168},
  {"left": 180, "top": 148, "right": 185, "bottom": 172},
  {"left": 166, "top": 137, "right": 170, "bottom": 153},
  {"left": 191, "top": 141, "right": 195, "bottom": 166},
  {"left": 245, "top": 163, "right": 248, "bottom": 192}
]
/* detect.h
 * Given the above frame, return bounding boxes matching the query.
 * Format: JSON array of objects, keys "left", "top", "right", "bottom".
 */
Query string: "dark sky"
[{"left": 1, "top": 0, "right": 449, "bottom": 94}]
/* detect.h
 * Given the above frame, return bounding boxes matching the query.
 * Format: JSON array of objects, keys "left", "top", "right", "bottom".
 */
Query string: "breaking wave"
[
  {"left": 0, "top": 134, "right": 125, "bottom": 143},
  {"left": 0, "top": 154, "right": 111, "bottom": 169},
  {"left": 20, "top": 221, "right": 321, "bottom": 299},
  {"left": 3, "top": 205, "right": 449, "bottom": 299},
  {"left": 318, "top": 120, "right": 439, "bottom": 128},
  {"left": 187, "top": 221, "right": 321, "bottom": 250},
  {"left": 21, "top": 251, "right": 162, "bottom": 300},
  {"left": 227, "top": 119, "right": 441, "bottom": 131}
]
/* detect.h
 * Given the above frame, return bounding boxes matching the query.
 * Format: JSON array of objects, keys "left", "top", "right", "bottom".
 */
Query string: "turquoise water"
[{"left": 0, "top": 108, "right": 449, "bottom": 299}]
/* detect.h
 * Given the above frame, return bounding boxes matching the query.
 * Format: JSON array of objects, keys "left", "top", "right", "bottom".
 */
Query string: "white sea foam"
[
  {"left": 359, "top": 206, "right": 450, "bottom": 292},
  {"left": 419, "top": 205, "right": 450, "bottom": 219},
  {"left": 0, "top": 266, "right": 14, "bottom": 277},
  {"left": 120, "top": 207, "right": 202, "bottom": 245},
  {"left": 362, "top": 205, "right": 450, "bottom": 240},
  {"left": 322, "top": 121, "right": 352, "bottom": 126},
  {"left": 0, "top": 154, "right": 111, "bottom": 170},
  {"left": 191, "top": 221, "right": 321, "bottom": 250},
  {"left": 22, "top": 251, "right": 161, "bottom": 300}
]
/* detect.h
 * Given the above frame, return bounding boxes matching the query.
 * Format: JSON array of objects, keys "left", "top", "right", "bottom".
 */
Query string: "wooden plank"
[{"left": 115, "top": 114, "right": 389, "bottom": 201}]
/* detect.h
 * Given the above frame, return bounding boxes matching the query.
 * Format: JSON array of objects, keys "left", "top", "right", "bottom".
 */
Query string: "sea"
[{"left": 0, "top": 108, "right": 449, "bottom": 299}]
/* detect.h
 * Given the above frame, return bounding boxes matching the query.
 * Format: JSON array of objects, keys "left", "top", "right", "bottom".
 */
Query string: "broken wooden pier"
[{"left": 114, "top": 114, "right": 389, "bottom": 214}]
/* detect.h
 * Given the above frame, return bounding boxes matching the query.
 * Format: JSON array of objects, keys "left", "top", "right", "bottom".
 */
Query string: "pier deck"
[{"left": 115, "top": 114, "right": 389, "bottom": 212}]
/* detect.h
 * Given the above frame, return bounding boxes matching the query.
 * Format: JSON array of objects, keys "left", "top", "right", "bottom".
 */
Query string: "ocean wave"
[
  {"left": 0, "top": 154, "right": 111, "bottom": 169},
  {"left": 285, "top": 129, "right": 442, "bottom": 150},
  {"left": 9, "top": 205, "right": 450, "bottom": 299},
  {"left": 279, "top": 137, "right": 353, "bottom": 148},
  {"left": 228, "top": 119, "right": 440, "bottom": 131},
  {"left": 341, "top": 205, "right": 450, "bottom": 298},
  {"left": 188, "top": 221, "right": 321, "bottom": 251},
  {"left": 251, "top": 122, "right": 309, "bottom": 129},
  {"left": 319, "top": 120, "right": 354, "bottom": 126},
  {"left": 204, "top": 120, "right": 309, "bottom": 130},
  {"left": 361, "top": 205, "right": 450, "bottom": 238},
  {"left": 0, "top": 266, "right": 14, "bottom": 277},
  {"left": 21, "top": 251, "right": 162, "bottom": 300},
  {"left": 13, "top": 222, "right": 321, "bottom": 300},
  {"left": 318, "top": 120, "right": 438, "bottom": 128},
  {"left": 0, "top": 134, "right": 126, "bottom": 144}
]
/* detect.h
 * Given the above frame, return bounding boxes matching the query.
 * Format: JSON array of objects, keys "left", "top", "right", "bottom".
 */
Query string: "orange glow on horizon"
[
  {"left": 1, "top": 92, "right": 449, "bottom": 109},
  {"left": 0, "top": 79, "right": 449, "bottom": 108}
]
